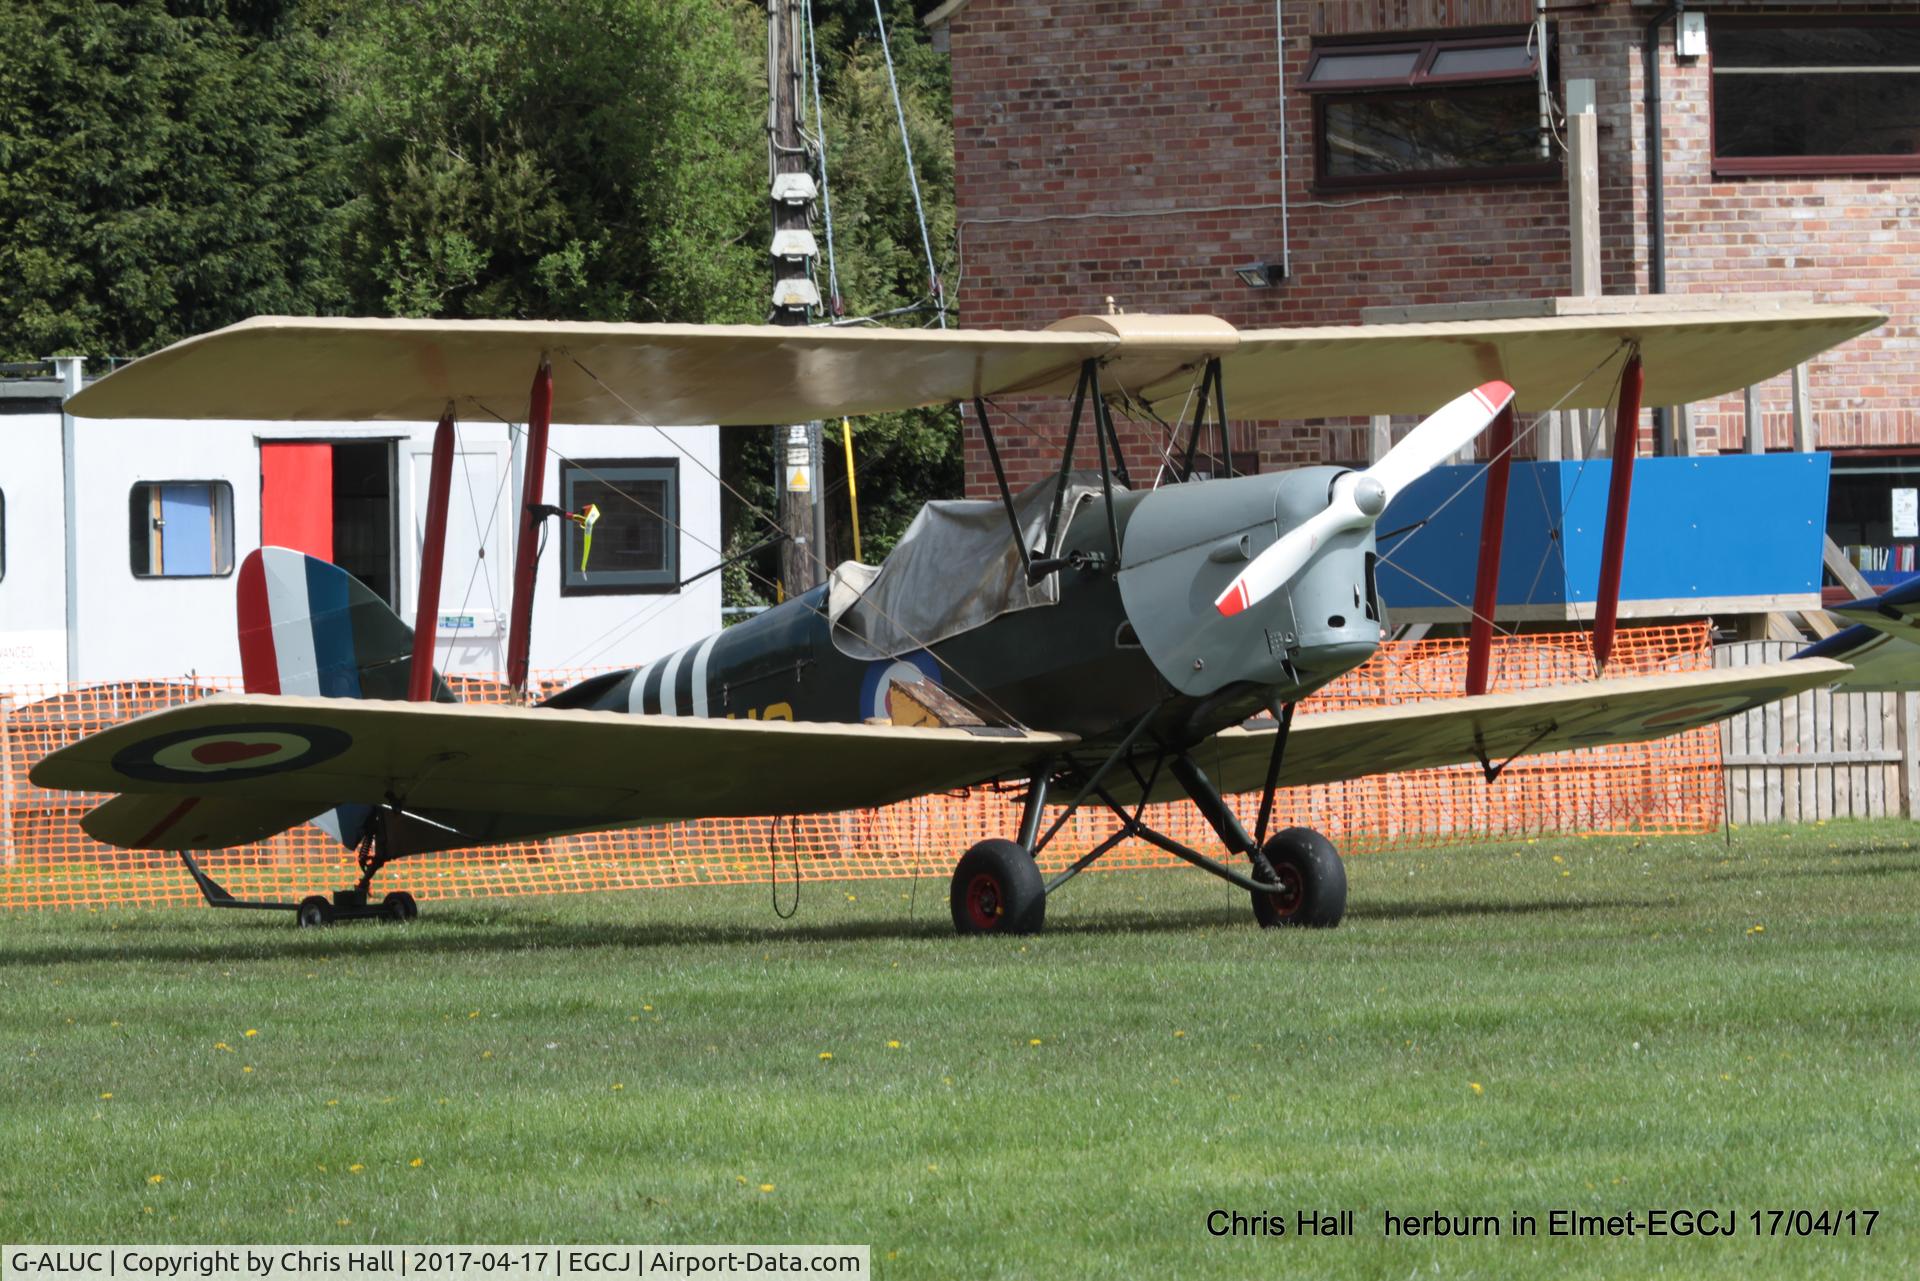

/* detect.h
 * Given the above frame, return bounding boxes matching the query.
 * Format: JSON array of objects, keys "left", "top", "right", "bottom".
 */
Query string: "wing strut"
[
  {"left": 970, "top": 396, "right": 1033, "bottom": 583},
  {"left": 1176, "top": 358, "right": 1233, "bottom": 482},
  {"left": 1464, "top": 401, "right": 1517, "bottom": 695},
  {"left": 1592, "top": 350, "right": 1645, "bottom": 673},
  {"left": 506, "top": 358, "right": 555, "bottom": 697},
  {"left": 408, "top": 407, "right": 457, "bottom": 702}
]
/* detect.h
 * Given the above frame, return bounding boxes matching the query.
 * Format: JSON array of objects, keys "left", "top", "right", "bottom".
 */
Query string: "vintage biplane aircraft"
[{"left": 30, "top": 302, "right": 1882, "bottom": 932}]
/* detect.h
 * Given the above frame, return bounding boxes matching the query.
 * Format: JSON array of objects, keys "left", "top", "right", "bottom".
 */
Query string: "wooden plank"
[
  {"left": 1901, "top": 692, "right": 1920, "bottom": 820},
  {"left": 1722, "top": 751, "right": 1901, "bottom": 767}
]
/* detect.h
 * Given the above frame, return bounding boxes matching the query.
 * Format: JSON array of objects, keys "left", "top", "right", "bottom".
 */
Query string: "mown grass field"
[{"left": 2, "top": 820, "right": 1917, "bottom": 1279}]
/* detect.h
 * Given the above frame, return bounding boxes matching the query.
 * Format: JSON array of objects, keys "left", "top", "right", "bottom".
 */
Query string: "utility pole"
[{"left": 768, "top": 0, "right": 824, "bottom": 596}]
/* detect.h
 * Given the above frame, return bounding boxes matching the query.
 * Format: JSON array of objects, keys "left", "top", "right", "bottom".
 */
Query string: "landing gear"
[
  {"left": 1250, "top": 827, "right": 1346, "bottom": 928},
  {"left": 950, "top": 839, "right": 1046, "bottom": 935},
  {"left": 950, "top": 704, "right": 1349, "bottom": 935},
  {"left": 177, "top": 806, "right": 423, "bottom": 927}
]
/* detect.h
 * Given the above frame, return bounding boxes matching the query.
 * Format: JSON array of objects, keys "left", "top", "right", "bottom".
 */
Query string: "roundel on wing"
[
  {"left": 860, "top": 651, "right": 942, "bottom": 723},
  {"left": 112, "top": 722, "right": 353, "bottom": 784}
]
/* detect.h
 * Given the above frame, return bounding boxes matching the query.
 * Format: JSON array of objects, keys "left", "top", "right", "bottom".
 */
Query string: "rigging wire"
[
  {"left": 869, "top": 0, "right": 945, "bottom": 327},
  {"left": 802, "top": 0, "right": 843, "bottom": 316}
]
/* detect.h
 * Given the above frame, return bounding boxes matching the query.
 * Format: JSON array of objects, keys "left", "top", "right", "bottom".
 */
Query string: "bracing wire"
[
  {"left": 802, "top": 0, "right": 842, "bottom": 316},
  {"left": 870, "top": 0, "right": 945, "bottom": 327}
]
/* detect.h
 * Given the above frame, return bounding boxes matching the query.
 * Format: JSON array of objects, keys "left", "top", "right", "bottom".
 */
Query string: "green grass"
[{"left": 2, "top": 820, "right": 1917, "bottom": 1279}]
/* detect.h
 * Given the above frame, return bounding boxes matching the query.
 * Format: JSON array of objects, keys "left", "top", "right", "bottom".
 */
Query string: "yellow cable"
[{"left": 842, "top": 417, "right": 863, "bottom": 563}]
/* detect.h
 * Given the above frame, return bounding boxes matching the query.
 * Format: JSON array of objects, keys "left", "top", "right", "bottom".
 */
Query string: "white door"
[{"left": 403, "top": 438, "right": 511, "bottom": 673}]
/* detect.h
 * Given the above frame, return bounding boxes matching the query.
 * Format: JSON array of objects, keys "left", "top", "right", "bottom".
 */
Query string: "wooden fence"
[{"left": 1716, "top": 640, "right": 1920, "bottom": 823}]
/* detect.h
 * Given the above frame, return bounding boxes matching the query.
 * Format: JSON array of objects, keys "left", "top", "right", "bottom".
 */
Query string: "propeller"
[{"left": 1214, "top": 380, "right": 1515, "bottom": 618}]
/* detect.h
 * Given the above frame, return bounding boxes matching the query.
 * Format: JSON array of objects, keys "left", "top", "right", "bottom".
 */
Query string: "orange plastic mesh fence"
[{"left": 0, "top": 626, "right": 1721, "bottom": 910}]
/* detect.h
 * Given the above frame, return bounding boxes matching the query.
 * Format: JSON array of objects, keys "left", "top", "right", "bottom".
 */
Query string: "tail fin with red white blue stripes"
[{"left": 236, "top": 547, "right": 457, "bottom": 847}]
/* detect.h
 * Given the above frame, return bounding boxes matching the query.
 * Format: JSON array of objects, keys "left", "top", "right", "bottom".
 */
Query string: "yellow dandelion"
[
  {"left": 1720, "top": 1073, "right": 1733, "bottom": 1081},
  {"left": 611, "top": 1083, "right": 625, "bottom": 1091},
  {"left": 213, "top": 1041, "right": 232, "bottom": 1052},
  {"left": 110, "top": 1020, "right": 122, "bottom": 1028},
  {"left": 643, "top": 1004, "right": 654, "bottom": 1012},
  {"left": 886, "top": 1040, "right": 901, "bottom": 1049},
  {"left": 1747, "top": 924, "right": 1766, "bottom": 935},
  {"left": 1551, "top": 854, "right": 1564, "bottom": 864},
  {"left": 926, "top": 1164, "right": 938, "bottom": 1173},
  {"left": 242, "top": 1065, "right": 254, "bottom": 1074},
  {"left": 1469, "top": 1082, "right": 1484, "bottom": 1095},
  {"left": 1029, "top": 1038, "right": 1043, "bottom": 1047},
  {"left": 1173, "top": 1030, "right": 1186, "bottom": 1039},
  {"left": 349, "top": 1164, "right": 364, "bottom": 1174},
  {"left": 325, "top": 1099, "right": 339, "bottom": 1107},
  {"left": 99, "top": 1092, "right": 113, "bottom": 1100},
  {"left": 818, "top": 1051, "right": 834, "bottom": 1061},
  {"left": 468, "top": 1011, "right": 480, "bottom": 1019},
  {"left": 142, "top": 1206, "right": 153, "bottom": 1215},
  {"left": 481, "top": 1051, "right": 494, "bottom": 1060},
  {"left": 147, "top": 1174, "right": 165, "bottom": 1185},
  {"left": 759, "top": 1183, "right": 775, "bottom": 1193},
  {"left": 736, "top": 1176, "right": 748, "bottom": 1185},
  {"left": 941, "top": 1076, "right": 953, "bottom": 1086},
  {"left": 845, "top": 893, "right": 857, "bottom": 902},
  {"left": 409, "top": 1158, "right": 423, "bottom": 1168},
  {"left": 336, "top": 1219, "right": 350, "bottom": 1227},
  {"left": 244, "top": 1029, "right": 259, "bottom": 1038}
]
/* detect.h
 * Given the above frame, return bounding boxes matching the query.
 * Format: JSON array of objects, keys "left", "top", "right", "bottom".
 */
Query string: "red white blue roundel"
[
  {"left": 112, "top": 722, "right": 353, "bottom": 784},
  {"left": 860, "top": 651, "right": 942, "bottom": 722}
]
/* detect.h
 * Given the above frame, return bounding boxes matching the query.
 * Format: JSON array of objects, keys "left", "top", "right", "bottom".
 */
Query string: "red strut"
[
  {"left": 408, "top": 409, "right": 456, "bottom": 702},
  {"left": 1465, "top": 403, "right": 1516, "bottom": 697},
  {"left": 1591, "top": 353, "right": 1645, "bottom": 673},
  {"left": 506, "top": 360, "right": 554, "bottom": 696}
]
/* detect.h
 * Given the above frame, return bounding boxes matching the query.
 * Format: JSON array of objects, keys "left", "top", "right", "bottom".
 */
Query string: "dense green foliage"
[
  {"left": 0, "top": 0, "right": 348, "bottom": 359},
  {"left": 0, "top": 0, "right": 960, "bottom": 596},
  {"left": 4, "top": 824, "right": 1918, "bottom": 1277}
]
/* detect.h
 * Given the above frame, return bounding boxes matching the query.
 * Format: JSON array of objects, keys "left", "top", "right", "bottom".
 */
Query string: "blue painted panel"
[
  {"left": 158, "top": 483, "right": 214, "bottom": 576},
  {"left": 1375, "top": 453, "right": 1831, "bottom": 612}
]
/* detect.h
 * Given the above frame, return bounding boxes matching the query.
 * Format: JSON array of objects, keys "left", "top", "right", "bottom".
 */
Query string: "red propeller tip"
[
  {"left": 1216, "top": 582, "right": 1250, "bottom": 617},
  {"left": 1472, "top": 380, "right": 1515, "bottom": 412}
]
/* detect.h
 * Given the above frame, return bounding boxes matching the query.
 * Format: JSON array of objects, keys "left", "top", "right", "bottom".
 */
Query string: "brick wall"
[{"left": 946, "top": 0, "right": 1920, "bottom": 493}]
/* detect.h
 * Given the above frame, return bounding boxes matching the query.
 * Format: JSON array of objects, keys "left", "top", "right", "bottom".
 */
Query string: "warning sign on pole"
[{"left": 787, "top": 466, "right": 811, "bottom": 492}]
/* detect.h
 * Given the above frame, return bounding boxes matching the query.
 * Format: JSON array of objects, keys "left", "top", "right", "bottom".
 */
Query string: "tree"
[
  {"left": 0, "top": 0, "right": 349, "bottom": 361},
  {"left": 327, "top": 0, "right": 766, "bottom": 326}
]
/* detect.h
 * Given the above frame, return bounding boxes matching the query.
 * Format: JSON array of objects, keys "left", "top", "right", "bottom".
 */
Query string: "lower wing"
[
  {"left": 1117, "top": 658, "right": 1848, "bottom": 801},
  {"left": 31, "top": 694, "right": 1076, "bottom": 849}
]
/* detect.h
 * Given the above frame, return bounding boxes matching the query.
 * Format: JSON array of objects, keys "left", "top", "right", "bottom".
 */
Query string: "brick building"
[{"left": 930, "top": 0, "right": 1918, "bottom": 568}]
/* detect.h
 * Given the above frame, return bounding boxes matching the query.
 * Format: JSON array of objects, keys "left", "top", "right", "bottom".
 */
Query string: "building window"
[
  {"left": 1712, "top": 19, "right": 1920, "bottom": 176},
  {"left": 1829, "top": 455, "right": 1920, "bottom": 590},
  {"left": 1305, "top": 31, "right": 1553, "bottom": 188},
  {"left": 559, "top": 459, "right": 678, "bottom": 595},
  {"left": 129, "top": 481, "right": 235, "bottom": 578}
]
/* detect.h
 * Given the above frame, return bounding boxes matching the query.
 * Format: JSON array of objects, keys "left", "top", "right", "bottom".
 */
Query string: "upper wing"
[
  {"left": 1116, "top": 658, "right": 1849, "bottom": 801},
  {"left": 64, "top": 304, "right": 1880, "bottom": 425},
  {"left": 30, "top": 694, "right": 1076, "bottom": 842},
  {"left": 1213, "top": 303, "right": 1885, "bottom": 418}
]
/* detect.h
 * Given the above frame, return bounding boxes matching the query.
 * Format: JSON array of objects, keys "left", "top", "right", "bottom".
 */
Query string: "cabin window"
[
  {"left": 1711, "top": 18, "right": 1920, "bottom": 175},
  {"left": 559, "top": 458, "right": 679, "bottom": 595},
  {"left": 1828, "top": 454, "right": 1920, "bottom": 592},
  {"left": 1305, "top": 31, "right": 1554, "bottom": 188},
  {"left": 129, "top": 481, "right": 235, "bottom": 578}
]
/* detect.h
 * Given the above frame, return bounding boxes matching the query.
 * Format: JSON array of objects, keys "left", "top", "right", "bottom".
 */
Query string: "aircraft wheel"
[
  {"left": 381, "top": 891, "right": 419, "bottom": 923},
  {"left": 1251, "top": 827, "right": 1346, "bottom": 929},
  {"left": 296, "top": 896, "right": 334, "bottom": 928},
  {"left": 950, "top": 839, "right": 1046, "bottom": 936}
]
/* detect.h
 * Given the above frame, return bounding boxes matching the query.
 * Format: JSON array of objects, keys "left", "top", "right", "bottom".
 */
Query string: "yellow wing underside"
[{"left": 31, "top": 660, "right": 1845, "bottom": 850}]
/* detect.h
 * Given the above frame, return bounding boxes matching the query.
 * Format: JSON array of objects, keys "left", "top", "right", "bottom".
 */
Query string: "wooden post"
[
  {"left": 0, "top": 694, "right": 13, "bottom": 869},
  {"left": 1540, "top": 410, "right": 1562, "bottom": 462},
  {"left": 1368, "top": 414, "right": 1391, "bottom": 464},
  {"left": 1669, "top": 403, "right": 1697, "bottom": 456},
  {"left": 1465, "top": 404, "right": 1516, "bottom": 696},
  {"left": 1899, "top": 692, "right": 1920, "bottom": 820},
  {"left": 1744, "top": 384, "right": 1763, "bottom": 453},
  {"left": 409, "top": 410, "right": 456, "bottom": 703},
  {"left": 1568, "top": 111, "right": 1601, "bottom": 297},
  {"left": 1791, "top": 362, "right": 1816, "bottom": 452}
]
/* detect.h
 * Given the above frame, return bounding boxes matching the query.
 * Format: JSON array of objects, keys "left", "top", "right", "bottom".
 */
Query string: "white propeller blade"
[{"left": 1214, "top": 380, "right": 1514, "bottom": 618}]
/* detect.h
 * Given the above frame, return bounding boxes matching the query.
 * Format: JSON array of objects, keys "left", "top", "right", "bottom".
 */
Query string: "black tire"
[
  {"left": 950, "top": 839, "right": 1046, "bottom": 935},
  {"left": 1251, "top": 827, "right": 1346, "bottom": 928},
  {"left": 296, "top": 895, "right": 334, "bottom": 928},
  {"left": 381, "top": 891, "right": 419, "bottom": 923}
]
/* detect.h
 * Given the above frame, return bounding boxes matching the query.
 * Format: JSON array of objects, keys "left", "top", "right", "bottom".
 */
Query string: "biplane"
[{"left": 30, "top": 301, "right": 1882, "bottom": 932}]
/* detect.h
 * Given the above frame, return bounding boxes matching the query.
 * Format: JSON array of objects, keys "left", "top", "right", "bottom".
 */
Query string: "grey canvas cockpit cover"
[{"left": 828, "top": 472, "right": 1110, "bottom": 660}]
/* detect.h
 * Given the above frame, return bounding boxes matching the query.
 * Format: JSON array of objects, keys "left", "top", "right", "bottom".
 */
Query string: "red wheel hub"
[
  {"left": 964, "top": 872, "right": 1003, "bottom": 929},
  {"left": 1263, "top": 862, "right": 1304, "bottom": 917}
]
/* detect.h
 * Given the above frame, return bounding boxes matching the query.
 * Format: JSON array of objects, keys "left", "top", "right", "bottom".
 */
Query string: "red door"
[{"left": 261, "top": 442, "right": 333, "bottom": 561}]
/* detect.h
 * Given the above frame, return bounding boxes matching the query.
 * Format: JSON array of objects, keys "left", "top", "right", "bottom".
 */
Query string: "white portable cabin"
[{"left": 0, "top": 358, "right": 721, "bottom": 694}]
